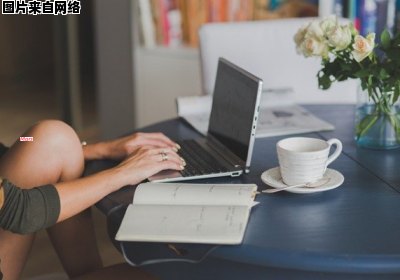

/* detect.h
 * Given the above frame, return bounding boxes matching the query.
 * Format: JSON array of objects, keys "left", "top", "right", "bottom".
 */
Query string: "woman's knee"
[
  {"left": 0, "top": 120, "right": 85, "bottom": 185},
  {"left": 28, "top": 120, "right": 84, "bottom": 179},
  {"left": 29, "top": 120, "right": 80, "bottom": 146}
]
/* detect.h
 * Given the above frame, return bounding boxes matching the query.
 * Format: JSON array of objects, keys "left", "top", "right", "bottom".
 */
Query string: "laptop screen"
[{"left": 208, "top": 58, "right": 261, "bottom": 162}]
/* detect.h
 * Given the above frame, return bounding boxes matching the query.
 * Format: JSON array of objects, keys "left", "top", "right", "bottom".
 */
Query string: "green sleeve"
[{"left": 0, "top": 179, "right": 60, "bottom": 234}]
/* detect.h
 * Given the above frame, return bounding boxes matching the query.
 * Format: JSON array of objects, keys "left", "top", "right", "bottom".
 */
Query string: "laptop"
[{"left": 149, "top": 57, "right": 263, "bottom": 182}]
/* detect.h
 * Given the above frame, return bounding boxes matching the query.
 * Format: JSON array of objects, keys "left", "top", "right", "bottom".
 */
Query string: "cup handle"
[{"left": 326, "top": 138, "right": 342, "bottom": 167}]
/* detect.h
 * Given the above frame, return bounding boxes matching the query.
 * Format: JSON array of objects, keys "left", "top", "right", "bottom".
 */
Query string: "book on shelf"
[
  {"left": 138, "top": 0, "right": 156, "bottom": 48},
  {"left": 115, "top": 183, "right": 258, "bottom": 244},
  {"left": 376, "top": 0, "right": 390, "bottom": 36},
  {"left": 334, "top": 0, "right": 344, "bottom": 16},
  {"left": 142, "top": 0, "right": 183, "bottom": 47},
  {"left": 343, "top": 0, "right": 358, "bottom": 21},
  {"left": 318, "top": 0, "right": 334, "bottom": 17},
  {"left": 359, "top": 0, "right": 378, "bottom": 35}
]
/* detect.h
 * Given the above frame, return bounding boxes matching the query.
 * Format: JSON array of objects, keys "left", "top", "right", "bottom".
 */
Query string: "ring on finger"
[{"left": 160, "top": 152, "right": 168, "bottom": 161}]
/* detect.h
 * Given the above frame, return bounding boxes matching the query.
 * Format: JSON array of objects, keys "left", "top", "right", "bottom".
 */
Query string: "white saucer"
[{"left": 261, "top": 167, "right": 344, "bottom": 194}]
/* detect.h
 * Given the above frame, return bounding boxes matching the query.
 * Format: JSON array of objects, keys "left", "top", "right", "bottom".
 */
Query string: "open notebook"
[
  {"left": 177, "top": 88, "right": 334, "bottom": 137},
  {"left": 115, "top": 183, "right": 258, "bottom": 244}
]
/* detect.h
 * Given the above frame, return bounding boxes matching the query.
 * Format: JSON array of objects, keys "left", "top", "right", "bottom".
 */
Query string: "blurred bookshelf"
[
  {"left": 319, "top": 0, "right": 400, "bottom": 36},
  {"left": 137, "top": 0, "right": 400, "bottom": 50},
  {"left": 137, "top": 0, "right": 319, "bottom": 49},
  {"left": 126, "top": 0, "right": 400, "bottom": 129}
]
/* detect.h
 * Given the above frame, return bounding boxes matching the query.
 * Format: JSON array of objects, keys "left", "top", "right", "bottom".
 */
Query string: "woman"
[{"left": 0, "top": 120, "right": 185, "bottom": 280}]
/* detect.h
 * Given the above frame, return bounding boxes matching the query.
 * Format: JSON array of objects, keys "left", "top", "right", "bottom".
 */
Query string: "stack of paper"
[{"left": 176, "top": 89, "right": 334, "bottom": 137}]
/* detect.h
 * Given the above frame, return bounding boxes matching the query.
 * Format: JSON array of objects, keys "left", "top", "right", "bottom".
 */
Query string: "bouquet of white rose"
[{"left": 294, "top": 16, "right": 400, "bottom": 149}]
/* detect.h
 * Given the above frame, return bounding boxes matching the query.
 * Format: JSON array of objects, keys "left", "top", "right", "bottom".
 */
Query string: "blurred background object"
[
  {"left": 0, "top": 1, "right": 124, "bottom": 279},
  {"left": 0, "top": 0, "right": 97, "bottom": 146}
]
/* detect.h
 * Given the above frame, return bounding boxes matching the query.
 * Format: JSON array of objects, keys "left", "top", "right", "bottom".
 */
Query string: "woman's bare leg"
[{"left": 0, "top": 120, "right": 102, "bottom": 279}]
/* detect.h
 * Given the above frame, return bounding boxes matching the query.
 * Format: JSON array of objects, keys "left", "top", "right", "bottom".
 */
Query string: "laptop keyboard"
[{"left": 177, "top": 140, "right": 228, "bottom": 177}]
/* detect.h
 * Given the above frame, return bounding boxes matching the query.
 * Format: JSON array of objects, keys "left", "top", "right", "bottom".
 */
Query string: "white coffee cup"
[{"left": 277, "top": 137, "right": 342, "bottom": 186}]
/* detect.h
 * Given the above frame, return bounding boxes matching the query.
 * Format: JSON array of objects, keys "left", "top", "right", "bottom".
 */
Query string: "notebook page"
[
  {"left": 133, "top": 183, "right": 257, "bottom": 206},
  {"left": 115, "top": 204, "right": 249, "bottom": 244}
]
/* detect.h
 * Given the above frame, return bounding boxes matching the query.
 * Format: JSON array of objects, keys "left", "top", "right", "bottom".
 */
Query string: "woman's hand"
[
  {"left": 113, "top": 146, "right": 185, "bottom": 186},
  {"left": 83, "top": 132, "right": 180, "bottom": 161},
  {"left": 54, "top": 146, "right": 185, "bottom": 222}
]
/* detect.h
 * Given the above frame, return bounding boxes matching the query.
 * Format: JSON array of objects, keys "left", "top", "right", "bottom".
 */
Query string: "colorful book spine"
[
  {"left": 350, "top": 0, "right": 358, "bottom": 20},
  {"left": 359, "top": 0, "right": 378, "bottom": 35},
  {"left": 334, "top": 0, "right": 344, "bottom": 16},
  {"left": 342, "top": 0, "right": 349, "bottom": 17},
  {"left": 346, "top": 0, "right": 358, "bottom": 23},
  {"left": 375, "top": 0, "right": 389, "bottom": 38},
  {"left": 386, "top": 0, "right": 396, "bottom": 34},
  {"left": 385, "top": 0, "right": 396, "bottom": 34},
  {"left": 354, "top": 0, "right": 363, "bottom": 31},
  {"left": 227, "top": 0, "right": 253, "bottom": 22},
  {"left": 269, "top": 0, "right": 284, "bottom": 10},
  {"left": 207, "top": 0, "right": 227, "bottom": 22},
  {"left": 318, "top": 0, "right": 335, "bottom": 17},
  {"left": 138, "top": 0, "right": 156, "bottom": 48},
  {"left": 177, "top": 0, "right": 189, "bottom": 44},
  {"left": 151, "top": 0, "right": 183, "bottom": 47}
]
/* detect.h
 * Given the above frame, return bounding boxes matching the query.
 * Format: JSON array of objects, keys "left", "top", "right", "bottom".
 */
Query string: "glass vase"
[{"left": 355, "top": 85, "right": 400, "bottom": 149}]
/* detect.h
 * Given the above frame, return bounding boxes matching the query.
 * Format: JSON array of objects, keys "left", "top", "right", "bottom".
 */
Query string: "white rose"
[
  {"left": 294, "top": 23, "right": 310, "bottom": 54},
  {"left": 307, "top": 20, "right": 325, "bottom": 40},
  {"left": 320, "top": 15, "right": 337, "bottom": 34},
  {"left": 327, "top": 25, "right": 352, "bottom": 51},
  {"left": 300, "top": 35, "right": 329, "bottom": 58},
  {"left": 352, "top": 33, "right": 375, "bottom": 62}
]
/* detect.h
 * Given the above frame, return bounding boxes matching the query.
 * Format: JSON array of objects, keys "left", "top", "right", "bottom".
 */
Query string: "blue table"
[{"left": 89, "top": 105, "right": 400, "bottom": 280}]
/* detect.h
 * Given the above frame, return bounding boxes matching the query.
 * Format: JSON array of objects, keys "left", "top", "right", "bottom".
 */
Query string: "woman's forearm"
[
  {"left": 0, "top": 168, "right": 128, "bottom": 234},
  {"left": 82, "top": 142, "right": 110, "bottom": 161},
  {"left": 55, "top": 167, "right": 127, "bottom": 222}
]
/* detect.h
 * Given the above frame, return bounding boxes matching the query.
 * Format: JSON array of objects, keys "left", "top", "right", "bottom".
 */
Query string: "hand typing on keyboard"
[{"left": 177, "top": 140, "right": 228, "bottom": 177}]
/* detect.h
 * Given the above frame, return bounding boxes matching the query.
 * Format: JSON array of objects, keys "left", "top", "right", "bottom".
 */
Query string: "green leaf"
[
  {"left": 395, "top": 115, "right": 400, "bottom": 143},
  {"left": 336, "top": 75, "right": 348, "bottom": 82},
  {"left": 394, "top": 81, "right": 400, "bottom": 104},
  {"left": 360, "top": 79, "right": 368, "bottom": 91},
  {"left": 356, "top": 114, "right": 379, "bottom": 139},
  {"left": 354, "top": 69, "right": 370, "bottom": 78},
  {"left": 318, "top": 72, "right": 332, "bottom": 90},
  {"left": 379, "top": 68, "right": 390, "bottom": 80},
  {"left": 341, "top": 63, "right": 352, "bottom": 71},
  {"left": 386, "top": 49, "right": 400, "bottom": 63},
  {"left": 367, "top": 75, "right": 373, "bottom": 87},
  {"left": 381, "top": 29, "right": 391, "bottom": 49}
]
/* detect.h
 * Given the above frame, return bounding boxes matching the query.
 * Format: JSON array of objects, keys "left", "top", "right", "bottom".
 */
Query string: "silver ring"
[{"left": 161, "top": 152, "right": 168, "bottom": 161}]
